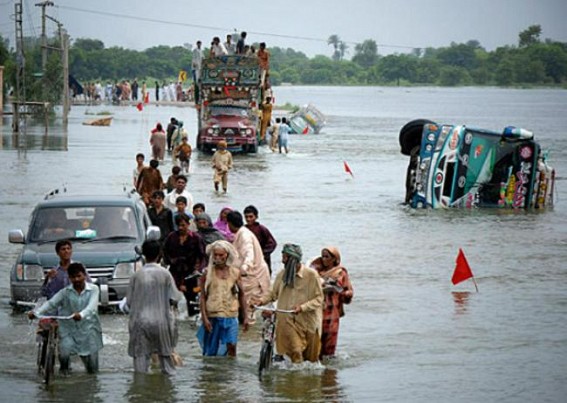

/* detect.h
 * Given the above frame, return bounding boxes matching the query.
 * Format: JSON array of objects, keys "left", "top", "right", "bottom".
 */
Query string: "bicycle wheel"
[
  {"left": 258, "top": 340, "right": 273, "bottom": 379},
  {"left": 36, "top": 337, "right": 45, "bottom": 373},
  {"left": 43, "top": 329, "right": 56, "bottom": 386}
]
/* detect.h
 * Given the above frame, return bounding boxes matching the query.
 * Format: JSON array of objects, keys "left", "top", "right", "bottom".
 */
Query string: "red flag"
[
  {"left": 136, "top": 102, "right": 143, "bottom": 111},
  {"left": 302, "top": 126, "right": 309, "bottom": 135},
  {"left": 144, "top": 92, "right": 150, "bottom": 104},
  {"left": 343, "top": 160, "right": 354, "bottom": 177},
  {"left": 452, "top": 248, "right": 474, "bottom": 285}
]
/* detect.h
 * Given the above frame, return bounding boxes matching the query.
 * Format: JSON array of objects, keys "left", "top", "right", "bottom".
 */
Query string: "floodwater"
[{"left": 1, "top": 86, "right": 567, "bottom": 402}]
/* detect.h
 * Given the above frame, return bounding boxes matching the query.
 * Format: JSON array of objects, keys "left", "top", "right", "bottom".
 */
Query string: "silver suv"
[{"left": 8, "top": 191, "right": 160, "bottom": 308}]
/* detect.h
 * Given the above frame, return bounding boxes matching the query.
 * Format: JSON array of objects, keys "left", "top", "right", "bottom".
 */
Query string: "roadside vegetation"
[{"left": 1, "top": 25, "right": 566, "bottom": 109}]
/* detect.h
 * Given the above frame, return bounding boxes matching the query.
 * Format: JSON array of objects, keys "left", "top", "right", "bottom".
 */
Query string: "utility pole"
[
  {"left": 35, "top": 1, "right": 54, "bottom": 72},
  {"left": 62, "top": 29, "right": 69, "bottom": 126},
  {"left": 14, "top": 0, "right": 25, "bottom": 133}
]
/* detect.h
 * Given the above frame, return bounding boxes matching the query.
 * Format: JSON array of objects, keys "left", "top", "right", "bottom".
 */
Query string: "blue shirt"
[{"left": 41, "top": 264, "right": 92, "bottom": 300}]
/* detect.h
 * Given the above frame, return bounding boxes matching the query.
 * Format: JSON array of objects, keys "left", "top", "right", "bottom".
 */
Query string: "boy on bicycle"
[{"left": 29, "top": 263, "right": 103, "bottom": 375}]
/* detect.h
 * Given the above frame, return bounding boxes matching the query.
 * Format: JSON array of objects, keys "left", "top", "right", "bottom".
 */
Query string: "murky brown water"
[{"left": 1, "top": 87, "right": 567, "bottom": 402}]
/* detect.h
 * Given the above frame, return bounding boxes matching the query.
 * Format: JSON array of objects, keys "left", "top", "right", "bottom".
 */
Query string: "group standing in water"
[{"left": 29, "top": 213, "right": 354, "bottom": 376}]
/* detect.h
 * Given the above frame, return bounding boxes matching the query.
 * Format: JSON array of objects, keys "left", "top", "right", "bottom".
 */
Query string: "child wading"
[{"left": 211, "top": 140, "right": 233, "bottom": 193}]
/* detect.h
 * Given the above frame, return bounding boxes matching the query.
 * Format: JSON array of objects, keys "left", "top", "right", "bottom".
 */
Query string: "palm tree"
[
  {"left": 328, "top": 34, "right": 341, "bottom": 61},
  {"left": 339, "top": 41, "right": 348, "bottom": 60}
]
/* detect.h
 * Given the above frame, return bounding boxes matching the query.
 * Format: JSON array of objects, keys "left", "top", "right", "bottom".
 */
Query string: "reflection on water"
[
  {"left": 0, "top": 127, "right": 68, "bottom": 151},
  {"left": 452, "top": 291, "right": 472, "bottom": 315},
  {"left": 125, "top": 373, "right": 176, "bottom": 403}
]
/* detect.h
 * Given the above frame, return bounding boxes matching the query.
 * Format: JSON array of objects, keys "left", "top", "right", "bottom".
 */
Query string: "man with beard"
[
  {"left": 253, "top": 243, "right": 323, "bottom": 363},
  {"left": 197, "top": 240, "right": 248, "bottom": 356}
]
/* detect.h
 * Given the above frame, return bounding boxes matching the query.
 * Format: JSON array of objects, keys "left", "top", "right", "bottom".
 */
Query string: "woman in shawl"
[
  {"left": 195, "top": 213, "right": 226, "bottom": 245},
  {"left": 310, "top": 246, "right": 354, "bottom": 359},
  {"left": 213, "top": 207, "right": 235, "bottom": 242},
  {"left": 150, "top": 123, "right": 167, "bottom": 161}
]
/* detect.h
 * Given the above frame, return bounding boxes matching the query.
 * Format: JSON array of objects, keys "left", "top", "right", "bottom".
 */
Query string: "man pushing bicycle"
[
  {"left": 252, "top": 243, "right": 323, "bottom": 363},
  {"left": 29, "top": 263, "right": 103, "bottom": 375}
]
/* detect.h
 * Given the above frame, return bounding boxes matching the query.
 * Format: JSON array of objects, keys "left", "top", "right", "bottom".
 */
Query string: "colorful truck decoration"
[
  {"left": 400, "top": 119, "right": 555, "bottom": 209},
  {"left": 196, "top": 56, "right": 262, "bottom": 153}
]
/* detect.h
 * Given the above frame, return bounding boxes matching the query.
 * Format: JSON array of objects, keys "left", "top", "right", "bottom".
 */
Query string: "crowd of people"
[
  {"left": 28, "top": 32, "right": 347, "bottom": 378},
  {"left": 74, "top": 31, "right": 268, "bottom": 107},
  {"left": 30, "top": 228, "right": 353, "bottom": 376},
  {"left": 74, "top": 79, "right": 194, "bottom": 104}
]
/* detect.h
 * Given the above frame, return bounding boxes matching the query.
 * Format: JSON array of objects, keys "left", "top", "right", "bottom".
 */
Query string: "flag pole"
[{"left": 471, "top": 277, "right": 479, "bottom": 293}]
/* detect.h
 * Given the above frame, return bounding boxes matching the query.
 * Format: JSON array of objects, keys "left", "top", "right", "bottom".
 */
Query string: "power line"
[{"left": 56, "top": 4, "right": 422, "bottom": 51}]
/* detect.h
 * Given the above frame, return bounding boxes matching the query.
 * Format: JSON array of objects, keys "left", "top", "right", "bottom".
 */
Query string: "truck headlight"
[
  {"left": 17, "top": 264, "right": 44, "bottom": 281},
  {"left": 114, "top": 262, "right": 137, "bottom": 279}
]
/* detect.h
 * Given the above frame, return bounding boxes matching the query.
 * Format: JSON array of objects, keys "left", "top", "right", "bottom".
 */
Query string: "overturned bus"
[{"left": 400, "top": 119, "right": 556, "bottom": 209}]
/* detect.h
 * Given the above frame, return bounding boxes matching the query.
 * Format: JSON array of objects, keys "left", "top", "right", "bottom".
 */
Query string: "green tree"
[
  {"left": 526, "top": 42, "right": 567, "bottom": 83},
  {"left": 73, "top": 38, "right": 105, "bottom": 52},
  {"left": 328, "top": 34, "right": 341, "bottom": 61},
  {"left": 436, "top": 42, "right": 479, "bottom": 69},
  {"left": 378, "top": 54, "right": 418, "bottom": 85},
  {"left": 438, "top": 66, "right": 472, "bottom": 86},
  {"left": 339, "top": 41, "right": 348, "bottom": 61},
  {"left": 519, "top": 25, "right": 542, "bottom": 48},
  {"left": 352, "top": 39, "right": 378, "bottom": 68},
  {"left": 494, "top": 59, "right": 515, "bottom": 86}
]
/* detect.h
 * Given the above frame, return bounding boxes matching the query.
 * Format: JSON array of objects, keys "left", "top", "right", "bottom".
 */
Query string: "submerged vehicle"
[
  {"left": 288, "top": 104, "right": 326, "bottom": 134},
  {"left": 196, "top": 55, "right": 262, "bottom": 153},
  {"left": 400, "top": 119, "right": 556, "bottom": 209},
  {"left": 8, "top": 191, "right": 160, "bottom": 308}
]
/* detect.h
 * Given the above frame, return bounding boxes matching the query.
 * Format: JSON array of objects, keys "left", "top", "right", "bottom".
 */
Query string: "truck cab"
[{"left": 197, "top": 56, "right": 262, "bottom": 153}]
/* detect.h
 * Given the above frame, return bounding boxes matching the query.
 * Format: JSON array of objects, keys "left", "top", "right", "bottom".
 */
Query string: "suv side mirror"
[
  {"left": 146, "top": 225, "right": 161, "bottom": 241},
  {"left": 8, "top": 229, "right": 25, "bottom": 244}
]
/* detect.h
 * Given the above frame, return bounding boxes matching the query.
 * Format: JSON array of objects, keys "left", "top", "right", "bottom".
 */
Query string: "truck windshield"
[
  {"left": 28, "top": 206, "right": 140, "bottom": 242},
  {"left": 210, "top": 106, "right": 248, "bottom": 117}
]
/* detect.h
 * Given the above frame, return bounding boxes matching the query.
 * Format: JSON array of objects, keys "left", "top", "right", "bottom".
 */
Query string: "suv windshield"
[{"left": 28, "top": 206, "right": 140, "bottom": 242}]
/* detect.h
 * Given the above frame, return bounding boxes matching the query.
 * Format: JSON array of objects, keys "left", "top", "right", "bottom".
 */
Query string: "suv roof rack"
[{"left": 44, "top": 185, "right": 67, "bottom": 200}]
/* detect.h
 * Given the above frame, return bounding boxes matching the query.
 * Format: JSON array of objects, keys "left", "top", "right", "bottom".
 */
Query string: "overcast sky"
[{"left": 1, "top": 0, "right": 566, "bottom": 57}]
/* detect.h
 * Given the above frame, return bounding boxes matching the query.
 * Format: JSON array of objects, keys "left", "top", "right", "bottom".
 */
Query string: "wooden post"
[{"left": 44, "top": 102, "right": 49, "bottom": 136}]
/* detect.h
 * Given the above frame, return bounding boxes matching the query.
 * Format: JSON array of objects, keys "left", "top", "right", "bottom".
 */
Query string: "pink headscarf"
[{"left": 213, "top": 206, "right": 234, "bottom": 242}]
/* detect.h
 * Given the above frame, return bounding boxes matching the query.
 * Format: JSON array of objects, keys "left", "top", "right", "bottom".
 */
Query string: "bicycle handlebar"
[
  {"left": 33, "top": 314, "right": 75, "bottom": 320},
  {"left": 253, "top": 305, "right": 295, "bottom": 314}
]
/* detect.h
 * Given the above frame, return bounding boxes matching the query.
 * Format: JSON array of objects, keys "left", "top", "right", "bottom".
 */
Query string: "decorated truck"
[
  {"left": 399, "top": 119, "right": 556, "bottom": 209},
  {"left": 196, "top": 55, "right": 262, "bottom": 153}
]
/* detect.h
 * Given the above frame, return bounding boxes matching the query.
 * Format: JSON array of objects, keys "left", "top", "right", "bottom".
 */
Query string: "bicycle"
[
  {"left": 33, "top": 314, "right": 73, "bottom": 387},
  {"left": 254, "top": 306, "right": 295, "bottom": 380},
  {"left": 184, "top": 271, "right": 203, "bottom": 325}
]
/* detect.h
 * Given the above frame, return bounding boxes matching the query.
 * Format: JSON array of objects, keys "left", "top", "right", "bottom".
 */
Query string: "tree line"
[{"left": 1, "top": 25, "right": 566, "bottom": 107}]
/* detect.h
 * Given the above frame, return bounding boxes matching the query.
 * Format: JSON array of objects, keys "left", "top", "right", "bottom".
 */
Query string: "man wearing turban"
[
  {"left": 197, "top": 240, "right": 249, "bottom": 356},
  {"left": 253, "top": 243, "right": 323, "bottom": 363}
]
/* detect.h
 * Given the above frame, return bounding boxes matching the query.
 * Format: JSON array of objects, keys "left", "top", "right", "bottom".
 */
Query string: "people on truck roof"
[
  {"left": 236, "top": 31, "right": 247, "bottom": 54},
  {"left": 211, "top": 37, "right": 228, "bottom": 57},
  {"left": 225, "top": 34, "right": 236, "bottom": 55}
]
